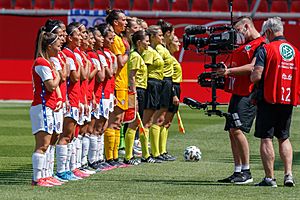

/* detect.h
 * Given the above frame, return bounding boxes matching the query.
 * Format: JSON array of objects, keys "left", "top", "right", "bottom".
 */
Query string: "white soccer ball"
[{"left": 184, "top": 146, "right": 202, "bottom": 161}]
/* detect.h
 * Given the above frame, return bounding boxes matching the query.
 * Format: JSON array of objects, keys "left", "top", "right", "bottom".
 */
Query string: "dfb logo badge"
[{"left": 280, "top": 43, "right": 295, "bottom": 62}]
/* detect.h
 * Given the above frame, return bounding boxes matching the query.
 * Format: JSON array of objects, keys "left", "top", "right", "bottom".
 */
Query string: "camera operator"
[
  {"left": 251, "top": 17, "right": 299, "bottom": 187},
  {"left": 217, "top": 16, "right": 265, "bottom": 184}
]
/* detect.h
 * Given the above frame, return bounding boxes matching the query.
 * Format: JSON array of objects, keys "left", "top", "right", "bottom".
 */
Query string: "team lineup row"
[{"left": 30, "top": 9, "right": 183, "bottom": 187}]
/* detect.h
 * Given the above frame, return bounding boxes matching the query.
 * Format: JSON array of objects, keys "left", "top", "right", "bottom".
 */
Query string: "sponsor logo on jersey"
[
  {"left": 245, "top": 45, "right": 251, "bottom": 51},
  {"left": 280, "top": 43, "right": 295, "bottom": 62}
]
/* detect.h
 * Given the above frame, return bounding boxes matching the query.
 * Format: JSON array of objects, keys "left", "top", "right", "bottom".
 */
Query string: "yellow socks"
[
  {"left": 104, "top": 128, "right": 115, "bottom": 161},
  {"left": 113, "top": 129, "right": 120, "bottom": 160},
  {"left": 140, "top": 128, "right": 150, "bottom": 159},
  {"left": 159, "top": 127, "right": 168, "bottom": 154},
  {"left": 124, "top": 128, "right": 136, "bottom": 160},
  {"left": 150, "top": 124, "right": 160, "bottom": 157}
]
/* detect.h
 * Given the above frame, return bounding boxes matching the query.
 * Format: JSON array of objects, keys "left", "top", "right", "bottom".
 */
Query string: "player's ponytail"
[{"left": 34, "top": 26, "right": 58, "bottom": 60}]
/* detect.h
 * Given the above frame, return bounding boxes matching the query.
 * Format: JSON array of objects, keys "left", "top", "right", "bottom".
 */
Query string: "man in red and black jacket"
[
  {"left": 217, "top": 16, "right": 264, "bottom": 184},
  {"left": 251, "top": 17, "right": 299, "bottom": 187}
]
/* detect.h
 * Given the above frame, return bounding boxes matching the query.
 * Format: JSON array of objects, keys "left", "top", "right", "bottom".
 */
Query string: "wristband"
[{"left": 57, "top": 97, "right": 63, "bottom": 102}]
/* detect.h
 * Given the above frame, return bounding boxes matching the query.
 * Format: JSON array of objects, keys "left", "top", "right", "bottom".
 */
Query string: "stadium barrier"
[{"left": 1, "top": 10, "right": 300, "bottom": 102}]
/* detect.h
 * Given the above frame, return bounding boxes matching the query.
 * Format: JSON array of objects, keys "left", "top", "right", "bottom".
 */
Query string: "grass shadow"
[
  {"left": 0, "top": 164, "right": 32, "bottom": 185},
  {"left": 130, "top": 179, "right": 254, "bottom": 187}
]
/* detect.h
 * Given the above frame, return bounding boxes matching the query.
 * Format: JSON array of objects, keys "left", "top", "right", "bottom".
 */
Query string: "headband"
[
  {"left": 50, "top": 25, "right": 59, "bottom": 33},
  {"left": 68, "top": 28, "right": 79, "bottom": 36},
  {"left": 50, "top": 35, "right": 59, "bottom": 45}
]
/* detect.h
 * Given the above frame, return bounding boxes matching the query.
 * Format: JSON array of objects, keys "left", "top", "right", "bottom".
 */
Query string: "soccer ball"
[{"left": 184, "top": 146, "right": 202, "bottom": 161}]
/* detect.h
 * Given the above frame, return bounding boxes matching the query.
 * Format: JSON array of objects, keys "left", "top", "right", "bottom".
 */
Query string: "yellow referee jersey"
[
  {"left": 155, "top": 44, "right": 174, "bottom": 78},
  {"left": 128, "top": 51, "right": 148, "bottom": 89},
  {"left": 171, "top": 55, "right": 182, "bottom": 83},
  {"left": 142, "top": 46, "right": 164, "bottom": 80}
]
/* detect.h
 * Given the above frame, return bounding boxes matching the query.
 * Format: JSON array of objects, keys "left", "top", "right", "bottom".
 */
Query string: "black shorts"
[
  {"left": 145, "top": 78, "right": 162, "bottom": 110},
  {"left": 168, "top": 83, "right": 181, "bottom": 113},
  {"left": 137, "top": 87, "right": 146, "bottom": 118},
  {"left": 224, "top": 94, "right": 256, "bottom": 133},
  {"left": 160, "top": 77, "right": 173, "bottom": 108},
  {"left": 255, "top": 100, "right": 293, "bottom": 139}
]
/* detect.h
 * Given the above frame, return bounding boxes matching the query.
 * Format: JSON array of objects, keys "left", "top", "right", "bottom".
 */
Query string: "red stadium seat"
[
  {"left": 34, "top": 0, "right": 51, "bottom": 9},
  {"left": 290, "top": 0, "right": 300, "bottom": 12},
  {"left": 54, "top": 0, "right": 71, "bottom": 9},
  {"left": 114, "top": 0, "right": 130, "bottom": 10},
  {"left": 152, "top": 0, "right": 170, "bottom": 11},
  {"left": 15, "top": 0, "right": 32, "bottom": 9},
  {"left": 270, "top": 0, "right": 288, "bottom": 12},
  {"left": 93, "top": 0, "right": 110, "bottom": 10},
  {"left": 211, "top": 0, "right": 229, "bottom": 12},
  {"left": 73, "top": 0, "right": 91, "bottom": 10},
  {"left": 191, "top": 0, "right": 209, "bottom": 11},
  {"left": 132, "top": 0, "right": 151, "bottom": 10},
  {"left": 172, "top": 0, "right": 189, "bottom": 11},
  {"left": 0, "top": 0, "right": 12, "bottom": 9},
  {"left": 233, "top": 0, "right": 249, "bottom": 12},
  {"left": 250, "top": 0, "right": 269, "bottom": 12}
]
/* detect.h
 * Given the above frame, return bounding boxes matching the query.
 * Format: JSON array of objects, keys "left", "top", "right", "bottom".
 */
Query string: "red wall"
[{"left": 1, "top": 15, "right": 299, "bottom": 103}]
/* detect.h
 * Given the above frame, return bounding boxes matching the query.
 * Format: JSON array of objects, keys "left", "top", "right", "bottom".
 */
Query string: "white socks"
[
  {"left": 234, "top": 165, "right": 242, "bottom": 173},
  {"left": 56, "top": 145, "right": 68, "bottom": 173},
  {"left": 49, "top": 145, "right": 55, "bottom": 176},
  {"left": 70, "top": 139, "right": 77, "bottom": 171},
  {"left": 76, "top": 135, "right": 83, "bottom": 168},
  {"left": 242, "top": 164, "right": 250, "bottom": 171},
  {"left": 43, "top": 147, "right": 51, "bottom": 178},
  {"left": 82, "top": 135, "right": 90, "bottom": 166},
  {"left": 98, "top": 134, "right": 104, "bottom": 161},
  {"left": 32, "top": 152, "right": 45, "bottom": 181},
  {"left": 88, "top": 135, "right": 98, "bottom": 164}
]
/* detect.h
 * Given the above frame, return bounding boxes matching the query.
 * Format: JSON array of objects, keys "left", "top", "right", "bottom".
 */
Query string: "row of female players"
[{"left": 30, "top": 9, "right": 182, "bottom": 187}]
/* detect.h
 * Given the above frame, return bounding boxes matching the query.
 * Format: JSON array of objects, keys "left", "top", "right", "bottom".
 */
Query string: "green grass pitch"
[{"left": 0, "top": 102, "right": 299, "bottom": 199}]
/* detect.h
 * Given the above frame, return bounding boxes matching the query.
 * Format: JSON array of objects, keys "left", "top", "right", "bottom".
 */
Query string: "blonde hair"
[{"left": 34, "top": 27, "right": 58, "bottom": 60}]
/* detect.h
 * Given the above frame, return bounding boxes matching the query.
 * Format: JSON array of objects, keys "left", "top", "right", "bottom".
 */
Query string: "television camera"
[{"left": 182, "top": 1, "right": 240, "bottom": 117}]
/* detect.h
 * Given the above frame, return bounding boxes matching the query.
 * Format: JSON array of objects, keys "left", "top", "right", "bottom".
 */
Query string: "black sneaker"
[
  {"left": 123, "top": 157, "right": 140, "bottom": 166},
  {"left": 233, "top": 170, "right": 253, "bottom": 184},
  {"left": 106, "top": 159, "right": 121, "bottom": 167},
  {"left": 99, "top": 161, "right": 117, "bottom": 170},
  {"left": 153, "top": 155, "right": 166, "bottom": 162},
  {"left": 141, "top": 156, "right": 162, "bottom": 163},
  {"left": 217, "top": 172, "right": 241, "bottom": 183},
  {"left": 88, "top": 161, "right": 100, "bottom": 170},
  {"left": 284, "top": 174, "right": 295, "bottom": 187},
  {"left": 113, "top": 159, "right": 127, "bottom": 168},
  {"left": 255, "top": 178, "right": 277, "bottom": 187},
  {"left": 161, "top": 152, "right": 176, "bottom": 161}
]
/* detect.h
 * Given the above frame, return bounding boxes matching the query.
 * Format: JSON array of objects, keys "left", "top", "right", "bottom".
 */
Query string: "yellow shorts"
[{"left": 115, "top": 90, "right": 128, "bottom": 111}]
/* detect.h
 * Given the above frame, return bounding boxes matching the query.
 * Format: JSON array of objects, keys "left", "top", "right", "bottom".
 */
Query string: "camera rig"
[{"left": 182, "top": 0, "right": 237, "bottom": 117}]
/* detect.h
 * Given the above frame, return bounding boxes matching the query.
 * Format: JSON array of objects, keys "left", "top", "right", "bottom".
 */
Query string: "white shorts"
[
  {"left": 78, "top": 103, "right": 86, "bottom": 125},
  {"left": 86, "top": 103, "right": 92, "bottom": 122},
  {"left": 100, "top": 98, "right": 110, "bottom": 119},
  {"left": 64, "top": 106, "right": 79, "bottom": 123},
  {"left": 91, "top": 103, "right": 99, "bottom": 119},
  {"left": 30, "top": 104, "right": 54, "bottom": 135},
  {"left": 54, "top": 108, "right": 63, "bottom": 134},
  {"left": 109, "top": 93, "right": 114, "bottom": 112},
  {"left": 62, "top": 102, "right": 67, "bottom": 115}
]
